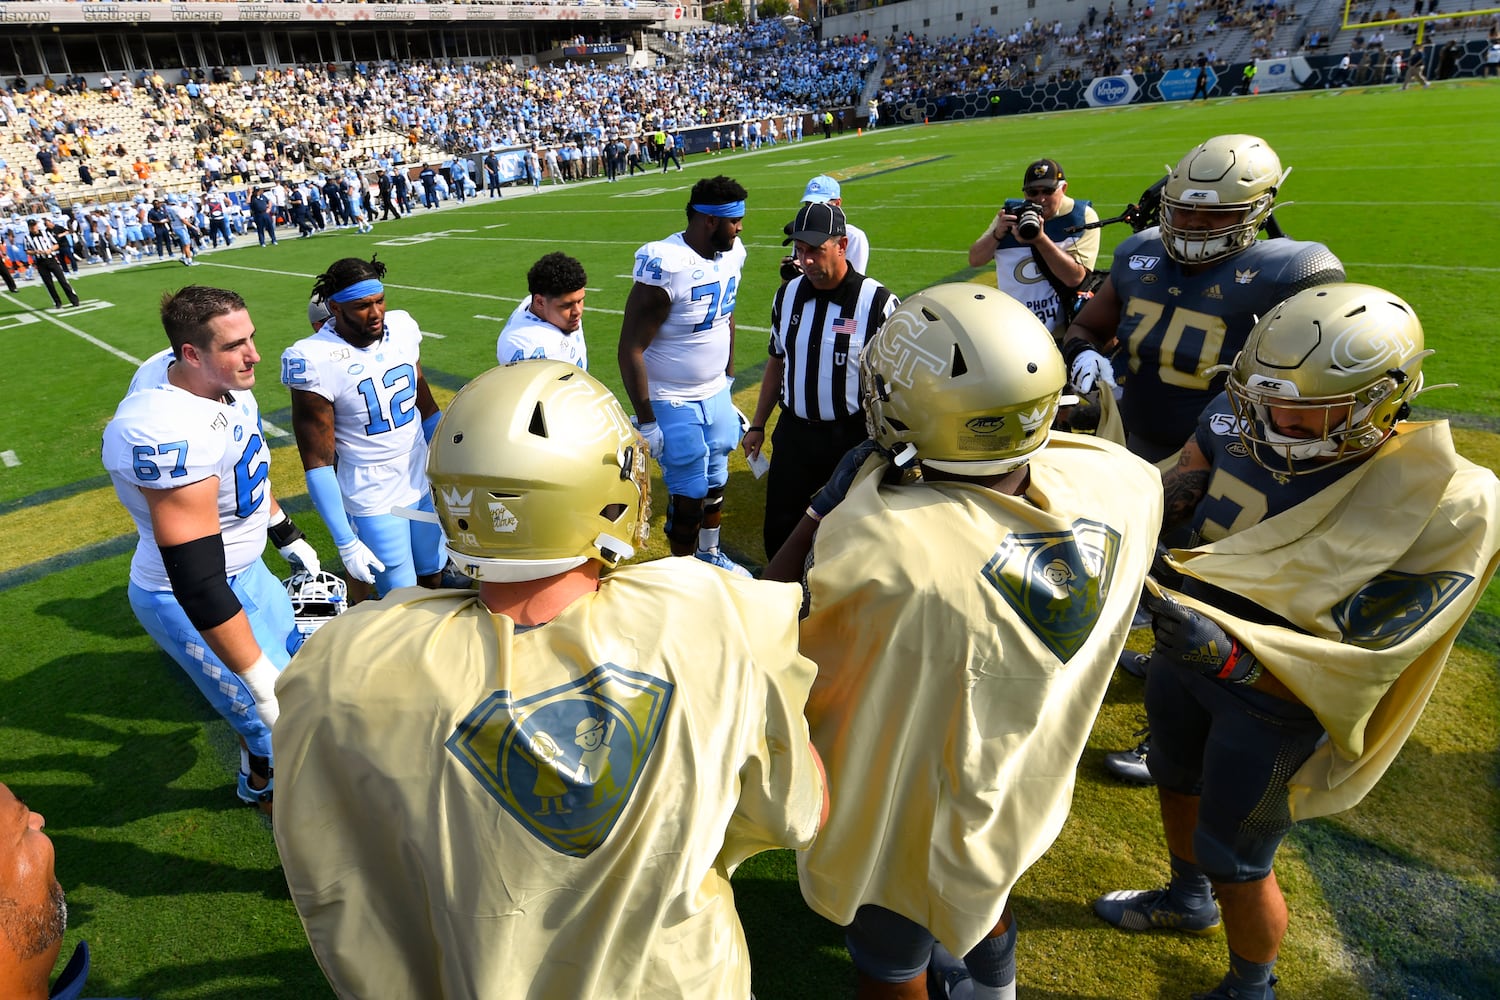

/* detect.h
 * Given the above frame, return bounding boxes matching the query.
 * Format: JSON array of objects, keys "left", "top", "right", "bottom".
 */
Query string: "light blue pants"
[
  {"left": 352, "top": 491, "right": 445, "bottom": 596},
  {"left": 128, "top": 559, "right": 295, "bottom": 759},
  {"left": 654, "top": 384, "right": 740, "bottom": 499}
]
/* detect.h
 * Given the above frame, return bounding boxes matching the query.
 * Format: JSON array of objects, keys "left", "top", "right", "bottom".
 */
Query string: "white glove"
[
  {"left": 1069, "top": 348, "right": 1118, "bottom": 395},
  {"left": 277, "top": 537, "right": 321, "bottom": 576},
  {"left": 635, "top": 419, "right": 664, "bottom": 459},
  {"left": 337, "top": 537, "right": 385, "bottom": 585},
  {"left": 239, "top": 653, "right": 280, "bottom": 729}
]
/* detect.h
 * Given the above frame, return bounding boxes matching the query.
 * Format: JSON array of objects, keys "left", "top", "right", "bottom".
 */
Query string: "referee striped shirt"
[
  {"left": 769, "top": 268, "right": 897, "bottom": 421},
  {"left": 24, "top": 226, "right": 60, "bottom": 259}
]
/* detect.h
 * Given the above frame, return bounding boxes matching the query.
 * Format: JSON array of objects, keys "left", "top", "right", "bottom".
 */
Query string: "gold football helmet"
[
  {"left": 862, "top": 283, "right": 1066, "bottom": 475},
  {"left": 1226, "top": 284, "right": 1435, "bottom": 474},
  {"left": 427, "top": 360, "right": 650, "bottom": 582},
  {"left": 1160, "top": 134, "right": 1287, "bottom": 265}
]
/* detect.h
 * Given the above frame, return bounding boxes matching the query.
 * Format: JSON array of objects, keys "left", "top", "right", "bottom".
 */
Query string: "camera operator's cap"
[
  {"left": 801, "top": 174, "right": 841, "bottom": 204},
  {"left": 783, "top": 202, "right": 846, "bottom": 246},
  {"left": 1023, "top": 158, "right": 1065, "bottom": 190}
]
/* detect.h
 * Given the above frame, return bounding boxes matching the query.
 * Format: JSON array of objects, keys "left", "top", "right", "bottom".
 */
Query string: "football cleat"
[
  {"left": 1104, "top": 734, "right": 1154, "bottom": 785},
  {"left": 695, "top": 547, "right": 753, "bottom": 578},
  {"left": 1191, "top": 975, "right": 1278, "bottom": 1000},
  {"left": 284, "top": 570, "right": 348, "bottom": 639},
  {"left": 1118, "top": 649, "right": 1152, "bottom": 679},
  {"left": 1094, "top": 888, "right": 1221, "bottom": 936},
  {"left": 236, "top": 768, "right": 274, "bottom": 807}
]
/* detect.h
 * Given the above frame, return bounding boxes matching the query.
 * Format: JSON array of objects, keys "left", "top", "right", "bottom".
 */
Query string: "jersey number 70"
[{"left": 1122, "top": 299, "right": 1228, "bottom": 389}]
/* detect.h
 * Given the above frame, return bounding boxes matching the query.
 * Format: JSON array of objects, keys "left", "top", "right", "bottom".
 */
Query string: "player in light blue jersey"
[
  {"left": 283, "top": 256, "right": 446, "bottom": 602},
  {"left": 618, "top": 175, "right": 750, "bottom": 576},
  {"left": 496, "top": 252, "right": 588, "bottom": 369},
  {"left": 102, "top": 286, "right": 318, "bottom": 810}
]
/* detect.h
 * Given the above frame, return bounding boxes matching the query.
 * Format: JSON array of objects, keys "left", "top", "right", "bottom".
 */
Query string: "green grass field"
[{"left": 2, "top": 80, "right": 1498, "bottom": 999}]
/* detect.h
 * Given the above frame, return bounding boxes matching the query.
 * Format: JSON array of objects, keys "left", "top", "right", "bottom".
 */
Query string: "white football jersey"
[
  {"left": 128, "top": 347, "right": 176, "bottom": 394},
  {"left": 633, "top": 232, "right": 745, "bottom": 402},
  {"left": 495, "top": 297, "right": 588, "bottom": 369},
  {"left": 103, "top": 384, "right": 272, "bottom": 592},
  {"left": 844, "top": 221, "right": 870, "bottom": 275},
  {"left": 280, "top": 309, "right": 428, "bottom": 516}
]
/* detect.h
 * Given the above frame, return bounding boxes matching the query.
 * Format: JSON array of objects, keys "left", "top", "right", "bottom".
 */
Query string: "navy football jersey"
[
  {"left": 1183, "top": 392, "right": 1360, "bottom": 625},
  {"left": 1110, "top": 230, "right": 1343, "bottom": 451}
]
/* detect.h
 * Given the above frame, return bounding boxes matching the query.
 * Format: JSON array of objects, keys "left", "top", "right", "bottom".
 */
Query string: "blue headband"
[
  {"left": 328, "top": 279, "right": 384, "bottom": 303},
  {"left": 691, "top": 201, "right": 746, "bottom": 219}
]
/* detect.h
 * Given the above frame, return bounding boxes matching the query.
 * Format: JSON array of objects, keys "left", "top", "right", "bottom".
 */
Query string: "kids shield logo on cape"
[
  {"left": 1332, "top": 569, "right": 1473, "bottom": 650},
  {"left": 981, "top": 519, "right": 1122, "bottom": 661},
  {"left": 447, "top": 663, "right": 674, "bottom": 857}
]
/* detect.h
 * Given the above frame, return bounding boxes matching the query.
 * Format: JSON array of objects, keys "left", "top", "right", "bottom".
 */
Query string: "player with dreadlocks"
[{"left": 282, "top": 255, "right": 445, "bottom": 601}]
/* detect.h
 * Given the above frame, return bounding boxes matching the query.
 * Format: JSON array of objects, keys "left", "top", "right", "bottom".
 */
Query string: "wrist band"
[{"left": 748, "top": 425, "right": 764, "bottom": 433}]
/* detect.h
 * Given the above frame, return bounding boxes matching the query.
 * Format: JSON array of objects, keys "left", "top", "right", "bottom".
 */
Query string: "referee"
[
  {"left": 24, "top": 217, "right": 81, "bottom": 309},
  {"left": 744, "top": 202, "right": 897, "bottom": 559}
]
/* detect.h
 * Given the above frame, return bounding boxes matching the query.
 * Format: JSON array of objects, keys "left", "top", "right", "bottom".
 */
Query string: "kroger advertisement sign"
[
  {"left": 1085, "top": 76, "right": 1139, "bottom": 107},
  {"left": 1158, "top": 66, "right": 1217, "bottom": 101}
]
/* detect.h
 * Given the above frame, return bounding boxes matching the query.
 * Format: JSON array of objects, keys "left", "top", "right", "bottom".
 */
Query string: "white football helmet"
[
  {"left": 1160, "top": 134, "right": 1288, "bottom": 265},
  {"left": 1225, "top": 283, "right": 1437, "bottom": 475},
  {"left": 862, "top": 283, "right": 1066, "bottom": 475},
  {"left": 284, "top": 570, "right": 348, "bottom": 639},
  {"left": 427, "top": 360, "right": 650, "bottom": 583},
  {"left": 308, "top": 295, "right": 331, "bottom": 329}
]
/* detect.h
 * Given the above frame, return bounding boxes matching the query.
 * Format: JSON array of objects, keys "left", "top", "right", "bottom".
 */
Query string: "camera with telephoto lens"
[{"left": 1013, "top": 200, "right": 1045, "bottom": 241}]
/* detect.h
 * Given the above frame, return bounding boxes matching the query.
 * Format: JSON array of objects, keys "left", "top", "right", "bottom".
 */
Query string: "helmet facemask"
[
  {"left": 1224, "top": 283, "right": 1439, "bottom": 477},
  {"left": 1227, "top": 366, "right": 1421, "bottom": 474},
  {"left": 1161, "top": 196, "right": 1272, "bottom": 265},
  {"left": 1161, "top": 134, "right": 1286, "bottom": 265},
  {"left": 284, "top": 570, "right": 349, "bottom": 638}
]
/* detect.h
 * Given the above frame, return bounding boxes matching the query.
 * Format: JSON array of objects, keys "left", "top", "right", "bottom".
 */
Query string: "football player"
[
  {"left": 282, "top": 256, "right": 446, "bottom": 601},
  {"left": 1063, "top": 134, "right": 1346, "bottom": 463},
  {"left": 1063, "top": 134, "right": 1346, "bottom": 783},
  {"left": 780, "top": 284, "right": 1162, "bottom": 1000},
  {"left": 1093, "top": 285, "right": 1500, "bottom": 1000},
  {"left": 496, "top": 251, "right": 588, "bottom": 369},
  {"left": 273, "top": 360, "right": 827, "bottom": 999},
  {"left": 617, "top": 174, "right": 751, "bottom": 576},
  {"left": 102, "top": 286, "right": 313, "bottom": 810}
]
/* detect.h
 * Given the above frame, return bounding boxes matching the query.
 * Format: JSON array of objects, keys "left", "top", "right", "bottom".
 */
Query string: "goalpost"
[{"left": 1339, "top": 1, "right": 1500, "bottom": 43}]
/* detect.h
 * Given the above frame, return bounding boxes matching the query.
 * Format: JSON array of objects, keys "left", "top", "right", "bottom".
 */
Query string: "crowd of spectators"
[
  {"left": 1056, "top": 1, "right": 1295, "bottom": 83},
  {"left": 0, "top": 17, "right": 883, "bottom": 278},
  {"left": 0, "top": 17, "right": 879, "bottom": 214},
  {"left": 879, "top": 23, "right": 1058, "bottom": 102},
  {"left": 3, "top": 4, "right": 1495, "bottom": 231},
  {"left": 872, "top": 1, "right": 1283, "bottom": 98},
  {"left": 407, "top": 21, "right": 878, "bottom": 154}
]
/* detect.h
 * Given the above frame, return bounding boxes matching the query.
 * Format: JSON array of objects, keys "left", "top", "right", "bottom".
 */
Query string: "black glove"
[
  {"left": 808, "top": 438, "right": 887, "bottom": 520},
  {"left": 1143, "top": 591, "right": 1260, "bottom": 684},
  {"left": 1149, "top": 543, "right": 1185, "bottom": 590}
]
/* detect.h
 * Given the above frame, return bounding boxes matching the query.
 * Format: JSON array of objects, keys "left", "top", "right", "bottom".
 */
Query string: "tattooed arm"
[{"left": 1161, "top": 436, "right": 1212, "bottom": 534}]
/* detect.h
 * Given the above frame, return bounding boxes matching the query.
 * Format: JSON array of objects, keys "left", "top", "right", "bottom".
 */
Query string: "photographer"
[{"left": 968, "top": 158, "right": 1099, "bottom": 340}]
